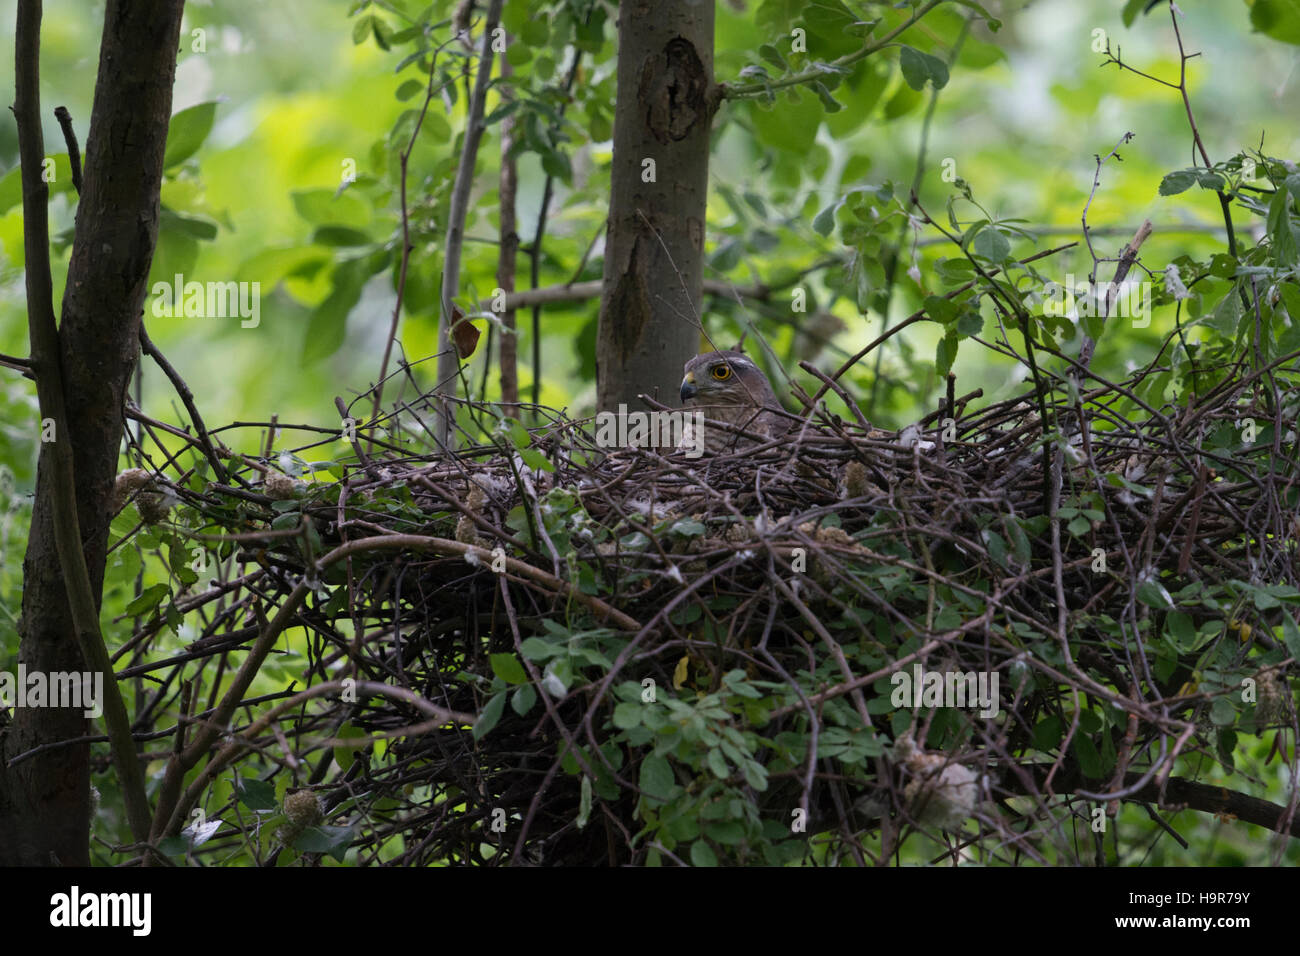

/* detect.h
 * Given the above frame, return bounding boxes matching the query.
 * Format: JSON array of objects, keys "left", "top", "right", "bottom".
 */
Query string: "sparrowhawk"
[{"left": 679, "top": 350, "right": 788, "bottom": 454}]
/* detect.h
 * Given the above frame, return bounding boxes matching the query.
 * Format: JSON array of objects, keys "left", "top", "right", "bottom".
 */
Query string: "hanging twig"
[{"left": 435, "top": 0, "right": 505, "bottom": 447}]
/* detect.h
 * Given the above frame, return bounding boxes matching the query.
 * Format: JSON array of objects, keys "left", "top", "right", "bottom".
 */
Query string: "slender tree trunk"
[
  {"left": 1, "top": 0, "right": 185, "bottom": 866},
  {"left": 497, "top": 54, "right": 520, "bottom": 416},
  {"left": 436, "top": 0, "right": 504, "bottom": 446},
  {"left": 596, "top": 0, "right": 717, "bottom": 413}
]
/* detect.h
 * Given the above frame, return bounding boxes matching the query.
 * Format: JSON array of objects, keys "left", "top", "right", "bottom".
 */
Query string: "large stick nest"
[{"left": 123, "top": 357, "right": 1300, "bottom": 865}]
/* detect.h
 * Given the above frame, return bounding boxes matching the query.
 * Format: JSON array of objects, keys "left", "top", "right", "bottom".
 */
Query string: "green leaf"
[
  {"left": 1003, "top": 515, "right": 1031, "bottom": 564},
  {"left": 1208, "top": 253, "right": 1237, "bottom": 279},
  {"left": 882, "top": 80, "right": 922, "bottom": 119},
  {"left": 1073, "top": 735, "right": 1103, "bottom": 778},
  {"left": 742, "top": 759, "right": 768, "bottom": 791},
  {"left": 1267, "top": 186, "right": 1298, "bottom": 266},
  {"left": 235, "top": 775, "right": 277, "bottom": 811},
  {"left": 1121, "top": 0, "right": 1148, "bottom": 27},
  {"left": 638, "top": 753, "right": 675, "bottom": 801},
  {"left": 519, "top": 17, "right": 548, "bottom": 46},
  {"left": 936, "top": 329, "right": 959, "bottom": 377},
  {"left": 1161, "top": 167, "right": 1227, "bottom": 196},
  {"left": 333, "top": 723, "right": 366, "bottom": 771},
  {"left": 711, "top": 239, "right": 743, "bottom": 271},
  {"left": 161, "top": 210, "right": 219, "bottom": 241},
  {"left": 1166, "top": 611, "right": 1195, "bottom": 651},
  {"left": 311, "top": 225, "right": 373, "bottom": 247},
  {"left": 1136, "top": 578, "right": 1175, "bottom": 610},
  {"left": 612, "top": 702, "right": 642, "bottom": 730},
  {"left": 157, "top": 835, "right": 191, "bottom": 857},
  {"left": 1158, "top": 169, "right": 1197, "bottom": 196},
  {"left": 291, "top": 824, "right": 354, "bottom": 862},
  {"left": 163, "top": 102, "right": 219, "bottom": 170},
  {"left": 1251, "top": 0, "right": 1300, "bottom": 45},
  {"left": 812, "top": 81, "right": 843, "bottom": 112},
  {"left": 1033, "top": 715, "right": 1062, "bottom": 752},
  {"left": 956, "top": 310, "right": 985, "bottom": 336},
  {"left": 520, "top": 637, "right": 563, "bottom": 661},
  {"left": 395, "top": 79, "right": 424, "bottom": 101},
  {"left": 484, "top": 99, "right": 521, "bottom": 126},
  {"left": 1210, "top": 697, "right": 1237, "bottom": 727},
  {"left": 303, "top": 257, "right": 371, "bottom": 363},
  {"left": 1282, "top": 613, "right": 1300, "bottom": 659},
  {"left": 984, "top": 529, "right": 1008, "bottom": 568},
  {"left": 899, "top": 46, "right": 927, "bottom": 90},
  {"left": 705, "top": 818, "right": 747, "bottom": 844},
  {"left": 490, "top": 653, "right": 528, "bottom": 685},
  {"left": 519, "top": 448, "right": 555, "bottom": 473},
  {"left": 971, "top": 226, "right": 1011, "bottom": 262},
  {"left": 690, "top": 840, "right": 718, "bottom": 867},
  {"left": 812, "top": 202, "right": 840, "bottom": 237},
  {"left": 1253, "top": 587, "right": 1282, "bottom": 610},
  {"left": 923, "top": 294, "right": 959, "bottom": 324},
  {"left": 291, "top": 187, "right": 372, "bottom": 227},
  {"left": 669, "top": 518, "right": 706, "bottom": 538},
  {"left": 541, "top": 147, "right": 572, "bottom": 183},
  {"left": 573, "top": 3, "right": 607, "bottom": 50},
  {"left": 125, "top": 583, "right": 170, "bottom": 616},
  {"left": 935, "top": 257, "right": 975, "bottom": 284},
  {"left": 759, "top": 44, "right": 789, "bottom": 71},
  {"left": 1195, "top": 168, "right": 1226, "bottom": 191},
  {"left": 950, "top": 0, "right": 1002, "bottom": 29},
  {"left": 502, "top": 417, "right": 530, "bottom": 450},
  {"left": 748, "top": 98, "right": 820, "bottom": 153},
  {"left": 511, "top": 683, "right": 537, "bottom": 716},
  {"left": 473, "top": 690, "right": 508, "bottom": 740},
  {"left": 573, "top": 775, "right": 593, "bottom": 829},
  {"left": 803, "top": 0, "right": 857, "bottom": 36},
  {"left": 898, "top": 46, "right": 949, "bottom": 91},
  {"left": 706, "top": 747, "right": 730, "bottom": 778}
]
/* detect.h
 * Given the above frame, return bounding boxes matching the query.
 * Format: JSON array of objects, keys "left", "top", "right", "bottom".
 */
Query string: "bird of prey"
[{"left": 679, "top": 350, "right": 788, "bottom": 454}]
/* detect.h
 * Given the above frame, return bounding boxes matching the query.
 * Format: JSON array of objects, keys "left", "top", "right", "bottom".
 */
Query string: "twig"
[
  {"left": 53, "top": 105, "right": 82, "bottom": 194},
  {"left": 373, "top": 31, "right": 461, "bottom": 441},
  {"left": 436, "top": 0, "right": 505, "bottom": 447},
  {"left": 722, "top": 0, "right": 947, "bottom": 99},
  {"left": 139, "top": 323, "right": 231, "bottom": 483},
  {"left": 526, "top": 50, "right": 584, "bottom": 409},
  {"left": 496, "top": 49, "right": 520, "bottom": 414}
]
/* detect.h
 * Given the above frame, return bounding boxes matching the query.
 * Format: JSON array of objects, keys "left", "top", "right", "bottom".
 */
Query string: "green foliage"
[{"left": 5, "top": 0, "right": 1300, "bottom": 867}]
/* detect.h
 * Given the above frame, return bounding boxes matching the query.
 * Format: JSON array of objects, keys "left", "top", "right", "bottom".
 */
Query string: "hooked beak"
[{"left": 680, "top": 371, "right": 697, "bottom": 403}]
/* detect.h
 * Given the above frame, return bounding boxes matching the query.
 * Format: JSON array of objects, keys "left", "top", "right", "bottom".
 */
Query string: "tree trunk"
[
  {"left": 497, "top": 54, "right": 520, "bottom": 416},
  {"left": 596, "top": 0, "right": 717, "bottom": 413},
  {"left": 0, "top": 0, "right": 185, "bottom": 866}
]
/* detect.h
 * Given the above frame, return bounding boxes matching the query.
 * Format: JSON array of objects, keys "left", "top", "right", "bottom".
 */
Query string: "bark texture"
[
  {"left": 596, "top": 0, "right": 716, "bottom": 413},
  {"left": 1, "top": 0, "right": 185, "bottom": 866}
]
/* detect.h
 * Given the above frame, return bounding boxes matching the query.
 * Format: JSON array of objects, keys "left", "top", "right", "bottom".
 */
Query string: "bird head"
[{"left": 679, "top": 350, "right": 778, "bottom": 409}]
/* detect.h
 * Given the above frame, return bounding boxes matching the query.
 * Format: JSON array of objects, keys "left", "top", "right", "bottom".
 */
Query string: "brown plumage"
[{"left": 679, "top": 350, "right": 787, "bottom": 454}]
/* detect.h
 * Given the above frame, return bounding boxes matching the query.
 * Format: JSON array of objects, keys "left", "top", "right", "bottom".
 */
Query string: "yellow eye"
[{"left": 711, "top": 365, "right": 731, "bottom": 381}]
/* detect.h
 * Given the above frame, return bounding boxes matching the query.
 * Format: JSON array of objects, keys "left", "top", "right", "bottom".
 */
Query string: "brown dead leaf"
[{"left": 451, "top": 304, "right": 480, "bottom": 358}]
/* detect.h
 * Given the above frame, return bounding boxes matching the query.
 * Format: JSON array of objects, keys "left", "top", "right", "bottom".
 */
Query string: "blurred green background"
[{"left": 1, "top": 0, "right": 1298, "bottom": 863}]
